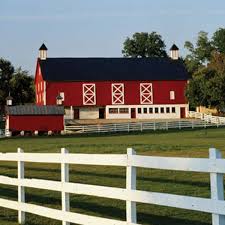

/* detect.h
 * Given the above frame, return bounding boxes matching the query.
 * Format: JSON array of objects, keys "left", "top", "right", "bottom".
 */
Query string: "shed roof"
[
  {"left": 6, "top": 105, "right": 64, "bottom": 115},
  {"left": 39, "top": 57, "right": 189, "bottom": 82}
]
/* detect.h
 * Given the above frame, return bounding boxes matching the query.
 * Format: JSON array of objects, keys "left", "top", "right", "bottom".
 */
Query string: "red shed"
[
  {"left": 35, "top": 44, "right": 189, "bottom": 120},
  {"left": 5, "top": 105, "right": 64, "bottom": 135}
]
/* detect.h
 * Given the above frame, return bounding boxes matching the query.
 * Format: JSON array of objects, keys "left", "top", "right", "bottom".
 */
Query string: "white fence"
[
  {"left": 188, "top": 111, "right": 225, "bottom": 124},
  {"left": 0, "top": 148, "right": 225, "bottom": 225},
  {"left": 65, "top": 119, "right": 222, "bottom": 134}
]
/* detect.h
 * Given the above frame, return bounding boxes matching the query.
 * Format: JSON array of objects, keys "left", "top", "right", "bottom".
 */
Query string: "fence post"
[
  {"left": 18, "top": 148, "right": 25, "bottom": 224},
  {"left": 61, "top": 148, "right": 70, "bottom": 225},
  {"left": 140, "top": 123, "right": 143, "bottom": 132},
  {"left": 128, "top": 123, "right": 130, "bottom": 133},
  {"left": 192, "top": 120, "right": 194, "bottom": 129},
  {"left": 209, "top": 148, "right": 225, "bottom": 225},
  {"left": 166, "top": 121, "right": 168, "bottom": 130},
  {"left": 126, "top": 148, "right": 137, "bottom": 224}
]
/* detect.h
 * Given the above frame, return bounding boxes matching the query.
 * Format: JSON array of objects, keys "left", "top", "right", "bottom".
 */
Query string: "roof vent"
[
  {"left": 39, "top": 43, "right": 48, "bottom": 60},
  {"left": 170, "top": 44, "right": 179, "bottom": 60}
]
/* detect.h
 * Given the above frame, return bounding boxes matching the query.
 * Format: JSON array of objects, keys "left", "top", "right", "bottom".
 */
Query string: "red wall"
[
  {"left": 9, "top": 115, "right": 64, "bottom": 131},
  {"left": 45, "top": 80, "right": 187, "bottom": 106},
  {"left": 35, "top": 61, "right": 45, "bottom": 105}
]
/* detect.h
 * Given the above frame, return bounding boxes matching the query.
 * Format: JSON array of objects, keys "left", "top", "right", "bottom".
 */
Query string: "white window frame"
[
  {"left": 112, "top": 83, "right": 124, "bottom": 105},
  {"left": 170, "top": 91, "right": 175, "bottom": 100},
  {"left": 83, "top": 83, "right": 96, "bottom": 105},
  {"left": 140, "top": 83, "right": 153, "bottom": 104}
]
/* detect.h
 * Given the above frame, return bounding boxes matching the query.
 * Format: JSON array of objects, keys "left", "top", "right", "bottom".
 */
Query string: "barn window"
[
  {"left": 138, "top": 108, "right": 142, "bottom": 114},
  {"left": 119, "top": 108, "right": 129, "bottom": 114},
  {"left": 155, "top": 108, "right": 159, "bottom": 113},
  {"left": 160, "top": 107, "right": 164, "bottom": 113},
  {"left": 112, "top": 83, "right": 124, "bottom": 105},
  {"left": 166, "top": 107, "right": 170, "bottom": 113},
  {"left": 83, "top": 84, "right": 96, "bottom": 105},
  {"left": 172, "top": 107, "right": 176, "bottom": 113},
  {"left": 109, "top": 108, "right": 118, "bottom": 114},
  {"left": 140, "top": 83, "right": 153, "bottom": 104},
  {"left": 143, "top": 108, "right": 147, "bottom": 114},
  {"left": 170, "top": 91, "right": 175, "bottom": 100},
  {"left": 149, "top": 108, "right": 153, "bottom": 114}
]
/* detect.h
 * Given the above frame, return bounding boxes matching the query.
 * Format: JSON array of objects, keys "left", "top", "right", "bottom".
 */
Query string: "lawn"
[{"left": 0, "top": 128, "right": 225, "bottom": 225}]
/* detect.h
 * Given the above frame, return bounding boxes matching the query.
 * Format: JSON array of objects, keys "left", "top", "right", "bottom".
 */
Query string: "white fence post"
[
  {"left": 209, "top": 148, "right": 225, "bottom": 225},
  {"left": 140, "top": 123, "right": 143, "bottom": 132},
  {"left": 126, "top": 148, "right": 137, "bottom": 224},
  {"left": 18, "top": 148, "right": 25, "bottom": 224},
  {"left": 61, "top": 148, "right": 70, "bottom": 225}
]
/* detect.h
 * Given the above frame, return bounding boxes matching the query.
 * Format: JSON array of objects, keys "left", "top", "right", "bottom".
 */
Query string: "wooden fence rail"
[
  {"left": 65, "top": 119, "right": 223, "bottom": 134},
  {"left": 0, "top": 148, "right": 225, "bottom": 224}
]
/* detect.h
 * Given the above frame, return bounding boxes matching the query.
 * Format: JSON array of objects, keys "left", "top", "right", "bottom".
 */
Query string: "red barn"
[
  {"left": 35, "top": 44, "right": 189, "bottom": 120},
  {"left": 5, "top": 105, "right": 64, "bottom": 135}
]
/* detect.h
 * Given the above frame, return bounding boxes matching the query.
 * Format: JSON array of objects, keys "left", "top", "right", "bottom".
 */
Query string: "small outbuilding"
[{"left": 5, "top": 105, "right": 64, "bottom": 135}]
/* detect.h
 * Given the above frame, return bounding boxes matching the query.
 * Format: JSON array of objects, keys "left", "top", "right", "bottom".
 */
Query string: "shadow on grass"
[{"left": 0, "top": 164, "right": 210, "bottom": 189}]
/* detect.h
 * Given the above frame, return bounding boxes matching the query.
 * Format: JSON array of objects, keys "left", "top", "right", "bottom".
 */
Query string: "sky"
[{"left": 1, "top": 0, "right": 225, "bottom": 75}]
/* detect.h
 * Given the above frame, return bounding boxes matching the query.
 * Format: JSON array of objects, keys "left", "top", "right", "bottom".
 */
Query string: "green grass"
[{"left": 1, "top": 128, "right": 225, "bottom": 225}]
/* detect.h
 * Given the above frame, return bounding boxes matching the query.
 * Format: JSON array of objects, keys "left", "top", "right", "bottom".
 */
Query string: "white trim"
[
  {"left": 140, "top": 83, "right": 153, "bottom": 104},
  {"left": 82, "top": 84, "right": 96, "bottom": 105},
  {"left": 112, "top": 83, "right": 124, "bottom": 105}
]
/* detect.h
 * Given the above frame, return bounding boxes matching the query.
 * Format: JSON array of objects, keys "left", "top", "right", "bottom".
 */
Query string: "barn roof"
[
  {"left": 6, "top": 105, "right": 64, "bottom": 115},
  {"left": 39, "top": 58, "right": 189, "bottom": 81}
]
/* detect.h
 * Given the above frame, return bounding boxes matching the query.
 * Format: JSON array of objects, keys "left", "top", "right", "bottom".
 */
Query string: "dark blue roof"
[{"left": 39, "top": 57, "right": 188, "bottom": 81}]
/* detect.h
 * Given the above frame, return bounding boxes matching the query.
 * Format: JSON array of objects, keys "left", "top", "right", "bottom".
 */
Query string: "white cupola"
[
  {"left": 170, "top": 44, "right": 179, "bottom": 60},
  {"left": 39, "top": 43, "right": 48, "bottom": 60}
]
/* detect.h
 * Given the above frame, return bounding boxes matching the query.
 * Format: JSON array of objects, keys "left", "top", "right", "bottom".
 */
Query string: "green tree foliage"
[
  {"left": 184, "top": 31, "right": 213, "bottom": 74},
  {"left": 186, "top": 51, "right": 225, "bottom": 112},
  {"left": 0, "top": 58, "right": 35, "bottom": 112},
  {"left": 0, "top": 58, "right": 14, "bottom": 108},
  {"left": 122, "top": 32, "right": 167, "bottom": 58},
  {"left": 10, "top": 68, "right": 35, "bottom": 105},
  {"left": 185, "top": 28, "right": 225, "bottom": 112},
  {"left": 212, "top": 28, "right": 225, "bottom": 54}
]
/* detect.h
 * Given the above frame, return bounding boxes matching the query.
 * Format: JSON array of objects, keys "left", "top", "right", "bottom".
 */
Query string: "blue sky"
[{"left": 1, "top": 0, "right": 225, "bottom": 74}]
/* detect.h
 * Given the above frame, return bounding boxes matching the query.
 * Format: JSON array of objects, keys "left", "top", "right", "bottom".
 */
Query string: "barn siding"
[
  {"left": 44, "top": 80, "right": 187, "bottom": 107},
  {"left": 79, "top": 107, "right": 99, "bottom": 119},
  {"left": 9, "top": 115, "right": 64, "bottom": 131}
]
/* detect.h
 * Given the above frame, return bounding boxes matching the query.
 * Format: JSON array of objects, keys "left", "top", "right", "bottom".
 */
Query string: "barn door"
[
  {"left": 73, "top": 109, "right": 79, "bottom": 119},
  {"left": 180, "top": 107, "right": 186, "bottom": 118},
  {"left": 131, "top": 108, "right": 136, "bottom": 119}
]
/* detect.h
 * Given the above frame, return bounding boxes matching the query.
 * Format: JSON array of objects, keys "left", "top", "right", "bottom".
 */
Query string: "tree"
[
  {"left": 212, "top": 28, "right": 225, "bottom": 54},
  {"left": 185, "top": 52, "right": 225, "bottom": 112},
  {"left": 122, "top": 32, "right": 167, "bottom": 58},
  {"left": 0, "top": 58, "right": 14, "bottom": 109},
  {"left": 10, "top": 68, "right": 35, "bottom": 105},
  {"left": 184, "top": 31, "right": 213, "bottom": 74}
]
